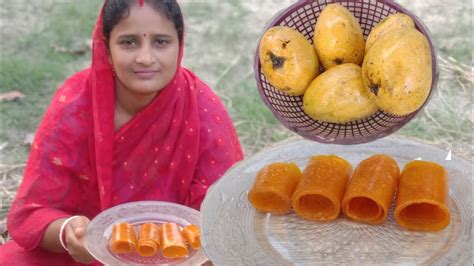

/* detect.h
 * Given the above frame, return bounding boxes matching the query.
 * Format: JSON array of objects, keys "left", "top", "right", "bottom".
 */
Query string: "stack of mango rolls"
[
  {"left": 248, "top": 155, "right": 450, "bottom": 231},
  {"left": 109, "top": 222, "right": 201, "bottom": 258}
]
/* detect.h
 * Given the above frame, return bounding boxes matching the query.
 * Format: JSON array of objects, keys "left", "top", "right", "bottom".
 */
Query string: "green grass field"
[{"left": 0, "top": 0, "right": 472, "bottom": 226}]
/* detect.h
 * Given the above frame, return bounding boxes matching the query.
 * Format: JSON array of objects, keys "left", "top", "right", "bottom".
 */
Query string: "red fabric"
[
  {"left": 5, "top": 1, "right": 243, "bottom": 264},
  {"left": 0, "top": 241, "right": 95, "bottom": 266}
]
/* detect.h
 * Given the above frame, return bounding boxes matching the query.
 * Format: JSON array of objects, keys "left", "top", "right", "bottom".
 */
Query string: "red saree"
[{"left": 2, "top": 1, "right": 243, "bottom": 265}]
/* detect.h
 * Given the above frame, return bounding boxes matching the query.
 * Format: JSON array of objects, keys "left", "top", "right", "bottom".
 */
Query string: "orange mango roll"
[
  {"left": 394, "top": 160, "right": 450, "bottom": 231},
  {"left": 161, "top": 223, "right": 188, "bottom": 259},
  {"left": 342, "top": 155, "right": 400, "bottom": 224},
  {"left": 248, "top": 162, "right": 302, "bottom": 214},
  {"left": 109, "top": 222, "right": 137, "bottom": 254},
  {"left": 292, "top": 155, "right": 352, "bottom": 221},
  {"left": 137, "top": 223, "right": 161, "bottom": 257},
  {"left": 182, "top": 224, "right": 201, "bottom": 250}
]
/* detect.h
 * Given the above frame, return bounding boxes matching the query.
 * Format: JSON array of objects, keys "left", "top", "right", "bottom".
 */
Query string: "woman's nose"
[{"left": 135, "top": 46, "right": 156, "bottom": 66}]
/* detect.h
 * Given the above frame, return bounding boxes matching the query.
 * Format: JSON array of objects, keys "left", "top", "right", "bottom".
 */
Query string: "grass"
[
  {"left": 397, "top": 57, "right": 472, "bottom": 157},
  {"left": 0, "top": 0, "right": 292, "bottom": 161},
  {"left": 1, "top": 1, "right": 100, "bottom": 164},
  {"left": 0, "top": 0, "right": 472, "bottom": 228},
  {"left": 397, "top": 0, "right": 473, "bottom": 66}
]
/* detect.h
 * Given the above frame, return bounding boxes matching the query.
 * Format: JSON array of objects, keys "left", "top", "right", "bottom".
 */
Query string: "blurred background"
[{"left": 0, "top": 0, "right": 472, "bottom": 242}]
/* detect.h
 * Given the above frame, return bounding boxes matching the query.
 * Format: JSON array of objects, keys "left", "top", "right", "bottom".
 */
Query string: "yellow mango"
[
  {"left": 259, "top": 26, "right": 319, "bottom": 96},
  {"left": 365, "top": 13, "right": 415, "bottom": 54},
  {"left": 362, "top": 28, "right": 432, "bottom": 116},
  {"left": 313, "top": 4, "right": 365, "bottom": 70},
  {"left": 303, "top": 63, "right": 377, "bottom": 123}
]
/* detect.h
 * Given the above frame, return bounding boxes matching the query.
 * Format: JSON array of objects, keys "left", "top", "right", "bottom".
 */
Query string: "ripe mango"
[
  {"left": 365, "top": 13, "right": 415, "bottom": 54},
  {"left": 303, "top": 63, "right": 377, "bottom": 123},
  {"left": 259, "top": 26, "right": 319, "bottom": 96},
  {"left": 313, "top": 4, "right": 365, "bottom": 70},
  {"left": 362, "top": 28, "right": 432, "bottom": 116}
]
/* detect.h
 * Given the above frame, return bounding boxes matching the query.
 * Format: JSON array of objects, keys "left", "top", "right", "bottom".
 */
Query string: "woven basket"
[{"left": 254, "top": 0, "right": 438, "bottom": 144}]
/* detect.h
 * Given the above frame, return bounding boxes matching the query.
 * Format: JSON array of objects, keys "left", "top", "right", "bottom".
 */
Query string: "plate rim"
[
  {"left": 85, "top": 200, "right": 205, "bottom": 265},
  {"left": 201, "top": 136, "right": 472, "bottom": 265}
]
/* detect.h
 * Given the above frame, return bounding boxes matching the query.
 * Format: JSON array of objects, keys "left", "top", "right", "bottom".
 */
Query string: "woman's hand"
[{"left": 64, "top": 216, "right": 95, "bottom": 264}]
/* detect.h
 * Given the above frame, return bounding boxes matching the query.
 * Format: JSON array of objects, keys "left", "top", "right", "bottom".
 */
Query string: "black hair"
[{"left": 102, "top": 0, "right": 183, "bottom": 44}]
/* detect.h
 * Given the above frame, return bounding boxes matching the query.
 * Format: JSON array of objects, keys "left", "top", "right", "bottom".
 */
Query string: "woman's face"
[{"left": 108, "top": 3, "right": 180, "bottom": 96}]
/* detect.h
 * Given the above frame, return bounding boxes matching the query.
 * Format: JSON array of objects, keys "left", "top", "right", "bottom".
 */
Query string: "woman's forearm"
[{"left": 39, "top": 218, "right": 68, "bottom": 253}]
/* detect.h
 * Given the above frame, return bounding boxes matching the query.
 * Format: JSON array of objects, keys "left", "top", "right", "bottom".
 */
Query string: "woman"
[{"left": 1, "top": 0, "right": 243, "bottom": 264}]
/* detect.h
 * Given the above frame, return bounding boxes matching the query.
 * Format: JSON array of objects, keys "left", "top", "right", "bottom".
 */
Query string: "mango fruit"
[
  {"left": 365, "top": 13, "right": 415, "bottom": 54},
  {"left": 313, "top": 4, "right": 365, "bottom": 70},
  {"left": 362, "top": 28, "right": 432, "bottom": 116},
  {"left": 303, "top": 63, "right": 377, "bottom": 123},
  {"left": 259, "top": 26, "right": 319, "bottom": 96}
]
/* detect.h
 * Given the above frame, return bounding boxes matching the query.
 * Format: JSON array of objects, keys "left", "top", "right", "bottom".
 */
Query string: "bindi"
[
  {"left": 142, "top": 33, "right": 147, "bottom": 37},
  {"left": 138, "top": 0, "right": 144, "bottom": 7}
]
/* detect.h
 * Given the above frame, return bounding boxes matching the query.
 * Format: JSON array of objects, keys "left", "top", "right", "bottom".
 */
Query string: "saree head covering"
[{"left": 6, "top": 0, "right": 243, "bottom": 255}]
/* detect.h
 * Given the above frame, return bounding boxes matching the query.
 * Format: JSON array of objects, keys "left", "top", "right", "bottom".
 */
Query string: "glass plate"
[
  {"left": 201, "top": 137, "right": 472, "bottom": 265},
  {"left": 85, "top": 201, "right": 207, "bottom": 265}
]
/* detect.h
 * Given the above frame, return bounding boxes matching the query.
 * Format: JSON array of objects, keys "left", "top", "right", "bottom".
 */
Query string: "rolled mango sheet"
[
  {"left": 137, "top": 223, "right": 161, "bottom": 257},
  {"left": 394, "top": 160, "right": 450, "bottom": 231},
  {"left": 110, "top": 222, "right": 137, "bottom": 254},
  {"left": 182, "top": 224, "right": 201, "bottom": 250},
  {"left": 292, "top": 155, "right": 352, "bottom": 221},
  {"left": 342, "top": 155, "right": 400, "bottom": 224},
  {"left": 248, "top": 162, "right": 302, "bottom": 214},
  {"left": 161, "top": 223, "right": 188, "bottom": 259}
]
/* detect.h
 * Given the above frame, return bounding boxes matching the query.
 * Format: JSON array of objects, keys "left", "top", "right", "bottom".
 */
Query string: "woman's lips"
[{"left": 134, "top": 70, "right": 158, "bottom": 79}]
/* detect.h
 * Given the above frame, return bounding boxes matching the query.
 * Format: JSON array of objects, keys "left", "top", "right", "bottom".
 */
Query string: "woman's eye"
[
  {"left": 120, "top": 39, "right": 138, "bottom": 47},
  {"left": 154, "top": 39, "right": 169, "bottom": 47}
]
